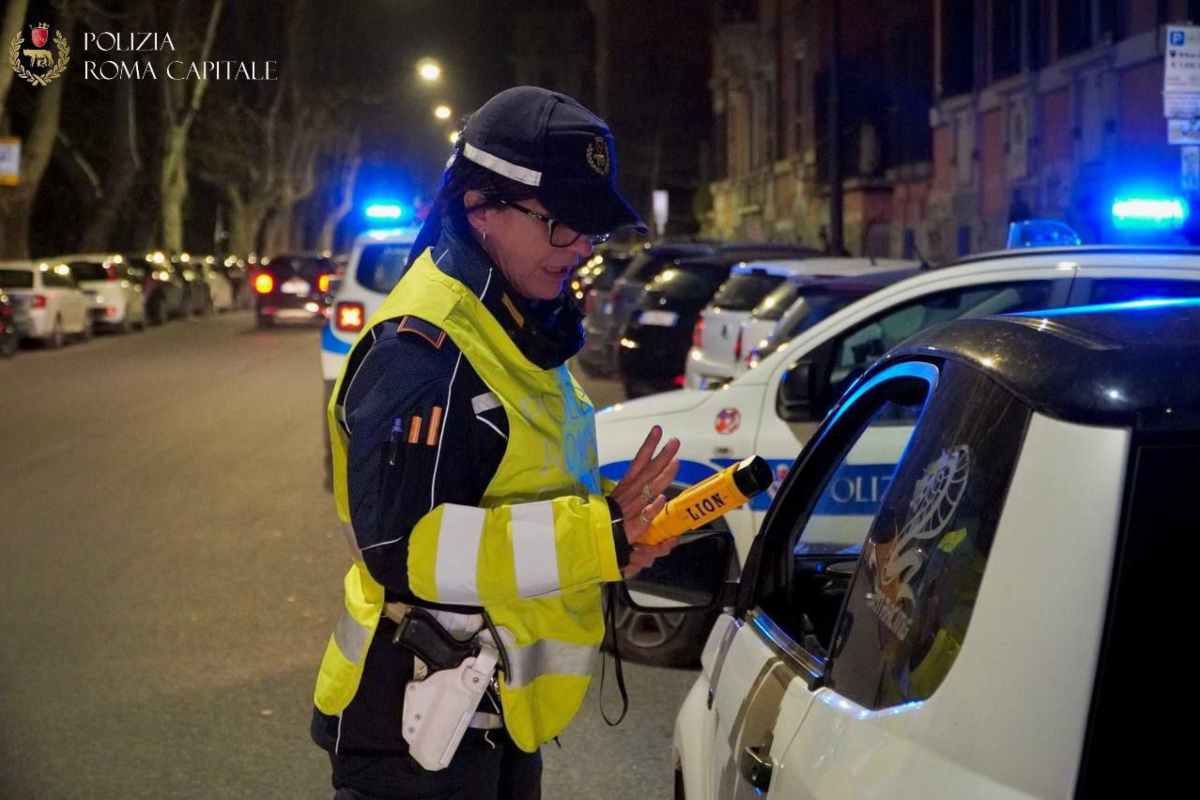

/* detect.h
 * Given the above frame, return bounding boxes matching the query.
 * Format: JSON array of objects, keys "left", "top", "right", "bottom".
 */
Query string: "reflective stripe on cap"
[{"left": 462, "top": 142, "right": 542, "bottom": 187}]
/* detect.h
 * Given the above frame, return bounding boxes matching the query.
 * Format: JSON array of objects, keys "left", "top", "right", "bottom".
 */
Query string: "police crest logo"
[
  {"left": 585, "top": 135, "right": 610, "bottom": 176},
  {"left": 9, "top": 22, "right": 70, "bottom": 87}
]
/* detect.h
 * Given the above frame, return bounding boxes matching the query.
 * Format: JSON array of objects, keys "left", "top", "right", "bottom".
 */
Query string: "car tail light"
[
  {"left": 105, "top": 306, "right": 120, "bottom": 318},
  {"left": 318, "top": 274, "right": 332, "bottom": 293},
  {"left": 254, "top": 273, "right": 274, "bottom": 294},
  {"left": 336, "top": 301, "right": 365, "bottom": 333},
  {"left": 692, "top": 317, "right": 704, "bottom": 349},
  {"left": 733, "top": 329, "right": 743, "bottom": 362},
  {"left": 673, "top": 374, "right": 686, "bottom": 387},
  {"left": 584, "top": 288, "right": 598, "bottom": 316},
  {"left": 32, "top": 294, "right": 47, "bottom": 309}
]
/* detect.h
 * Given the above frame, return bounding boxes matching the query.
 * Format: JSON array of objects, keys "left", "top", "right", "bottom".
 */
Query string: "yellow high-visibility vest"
[{"left": 314, "top": 248, "right": 621, "bottom": 752}]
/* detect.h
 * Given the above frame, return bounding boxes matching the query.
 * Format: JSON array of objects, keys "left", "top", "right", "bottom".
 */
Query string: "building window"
[
  {"left": 993, "top": 0, "right": 1022, "bottom": 80},
  {"left": 941, "top": 0, "right": 975, "bottom": 96}
]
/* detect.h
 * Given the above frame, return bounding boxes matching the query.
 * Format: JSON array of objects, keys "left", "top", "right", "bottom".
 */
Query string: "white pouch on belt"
[{"left": 402, "top": 641, "right": 499, "bottom": 771}]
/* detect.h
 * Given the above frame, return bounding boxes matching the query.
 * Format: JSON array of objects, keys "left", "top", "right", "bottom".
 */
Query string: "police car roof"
[
  {"left": 885, "top": 299, "right": 1200, "bottom": 431},
  {"left": 947, "top": 244, "right": 1200, "bottom": 268}
]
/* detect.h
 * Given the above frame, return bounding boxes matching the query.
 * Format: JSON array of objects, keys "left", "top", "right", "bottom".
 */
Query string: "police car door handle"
[
  {"left": 740, "top": 743, "right": 774, "bottom": 792},
  {"left": 713, "top": 446, "right": 733, "bottom": 457}
]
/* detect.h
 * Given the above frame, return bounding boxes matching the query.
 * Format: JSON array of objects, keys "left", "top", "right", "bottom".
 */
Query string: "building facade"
[{"left": 710, "top": 0, "right": 1200, "bottom": 261}]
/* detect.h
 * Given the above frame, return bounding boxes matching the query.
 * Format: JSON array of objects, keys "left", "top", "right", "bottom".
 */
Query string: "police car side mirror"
[
  {"left": 777, "top": 357, "right": 816, "bottom": 421},
  {"left": 622, "top": 531, "right": 736, "bottom": 612}
]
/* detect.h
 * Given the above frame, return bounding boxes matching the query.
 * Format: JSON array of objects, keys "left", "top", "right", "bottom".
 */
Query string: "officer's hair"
[{"left": 406, "top": 144, "right": 543, "bottom": 265}]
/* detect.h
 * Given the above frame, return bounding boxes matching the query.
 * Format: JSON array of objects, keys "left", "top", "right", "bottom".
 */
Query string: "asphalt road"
[{"left": 0, "top": 311, "right": 696, "bottom": 799}]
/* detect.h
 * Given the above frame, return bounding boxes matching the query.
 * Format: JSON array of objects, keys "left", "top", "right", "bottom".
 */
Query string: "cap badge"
[{"left": 585, "top": 135, "right": 610, "bottom": 176}]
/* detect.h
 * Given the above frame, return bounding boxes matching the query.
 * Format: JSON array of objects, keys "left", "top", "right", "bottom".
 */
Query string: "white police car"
[
  {"left": 320, "top": 227, "right": 420, "bottom": 392},
  {"left": 597, "top": 244, "right": 1200, "bottom": 662},
  {"left": 626, "top": 297, "right": 1198, "bottom": 799}
]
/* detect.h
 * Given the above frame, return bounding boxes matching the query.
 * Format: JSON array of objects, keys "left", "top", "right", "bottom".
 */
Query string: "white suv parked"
[
  {"left": 58, "top": 253, "right": 146, "bottom": 332},
  {"left": 596, "top": 246, "right": 1200, "bottom": 663},
  {"left": 631, "top": 298, "right": 1198, "bottom": 799},
  {"left": 0, "top": 260, "right": 92, "bottom": 348}
]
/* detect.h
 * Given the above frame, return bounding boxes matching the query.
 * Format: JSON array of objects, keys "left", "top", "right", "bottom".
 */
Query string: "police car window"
[
  {"left": 1086, "top": 277, "right": 1200, "bottom": 305},
  {"left": 829, "top": 280, "right": 1057, "bottom": 401},
  {"left": 0, "top": 270, "right": 33, "bottom": 289},
  {"left": 827, "top": 363, "right": 1028, "bottom": 711},
  {"left": 758, "top": 377, "right": 930, "bottom": 657},
  {"left": 356, "top": 244, "right": 413, "bottom": 294}
]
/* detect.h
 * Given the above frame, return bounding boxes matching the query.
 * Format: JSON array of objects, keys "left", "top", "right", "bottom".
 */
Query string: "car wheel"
[
  {"left": 116, "top": 315, "right": 131, "bottom": 334},
  {"left": 603, "top": 587, "right": 715, "bottom": 668},
  {"left": 46, "top": 316, "right": 64, "bottom": 349},
  {"left": 0, "top": 333, "right": 17, "bottom": 358}
]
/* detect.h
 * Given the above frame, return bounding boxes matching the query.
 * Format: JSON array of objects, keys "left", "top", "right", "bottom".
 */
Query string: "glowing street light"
[
  {"left": 449, "top": 130, "right": 460, "bottom": 144},
  {"left": 434, "top": 104, "right": 452, "bottom": 121},
  {"left": 417, "top": 58, "right": 442, "bottom": 83}
]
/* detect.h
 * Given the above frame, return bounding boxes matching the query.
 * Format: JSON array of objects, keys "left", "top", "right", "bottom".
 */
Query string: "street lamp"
[
  {"left": 449, "top": 130, "right": 460, "bottom": 144},
  {"left": 417, "top": 58, "right": 442, "bottom": 83},
  {"left": 434, "top": 104, "right": 452, "bottom": 121}
]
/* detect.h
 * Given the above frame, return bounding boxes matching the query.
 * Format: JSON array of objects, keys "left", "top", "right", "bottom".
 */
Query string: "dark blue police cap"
[{"left": 458, "top": 86, "right": 647, "bottom": 236}]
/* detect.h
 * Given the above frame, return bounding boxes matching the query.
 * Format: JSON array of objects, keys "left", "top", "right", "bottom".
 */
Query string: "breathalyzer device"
[{"left": 639, "top": 455, "right": 774, "bottom": 546}]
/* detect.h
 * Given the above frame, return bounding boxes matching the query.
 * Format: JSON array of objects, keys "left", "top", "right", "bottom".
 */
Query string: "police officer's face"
[{"left": 466, "top": 191, "right": 593, "bottom": 301}]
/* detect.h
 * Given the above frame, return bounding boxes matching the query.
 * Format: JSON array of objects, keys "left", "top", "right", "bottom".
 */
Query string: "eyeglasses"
[{"left": 496, "top": 200, "right": 611, "bottom": 248}]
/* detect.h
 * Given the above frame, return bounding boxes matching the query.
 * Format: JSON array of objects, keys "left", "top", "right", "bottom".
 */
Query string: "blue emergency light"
[
  {"left": 1111, "top": 196, "right": 1189, "bottom": 230},
  {"left": 365, "top": 202, "right": 406, "bottom": 220}
]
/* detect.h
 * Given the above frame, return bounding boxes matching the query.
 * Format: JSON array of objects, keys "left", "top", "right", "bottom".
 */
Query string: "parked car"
[
  {"left": 686, "top": 258, "right": 919, "bottom": 390},
  {"left": 595, "top": 244, "right": 1200, "bottom": 664},
  {"left": 580, "top": 242, "right": 816, "bottom": 375},
  {"left": 124, "top": 251, "right": 186, "bottom": 325},
  {"left": 57, "top": 253, "right": 146, "bottom": 333},
  {"left": 253, "top": 253, "right": 338, "bottom": 328},
  {"left": 171, "top": 253, "right": 212, "bottom": 316},
  {"left": 741, "top": 268, "right": 923, "bottom": 374},
  {"left": 571, "top": 247, "right": 634, "bottom": 312},
  {"left": 641, "top": 297, "right": 1200, "bottom": 799},
  {"left": 0, "top": 290, "right": 23, "bottom": 357},
  {"left": 194, "top": 255, "right": 235, "bottom": 312},
  {"left": 0, "top": 261, "right": 92, "bottom": 348}
]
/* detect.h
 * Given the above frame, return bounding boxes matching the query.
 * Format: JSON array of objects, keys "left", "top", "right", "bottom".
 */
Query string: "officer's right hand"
[{"left": 609, "top": 425, "right": 680, "bottom": 553}]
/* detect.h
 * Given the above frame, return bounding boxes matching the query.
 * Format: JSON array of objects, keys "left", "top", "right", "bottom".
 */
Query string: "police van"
[
  {"left": 320, "top": 227, "right": 418, "bottom": 486},
  {"left": 596, "top": 244, "right": 1200, "bottom": 662}
]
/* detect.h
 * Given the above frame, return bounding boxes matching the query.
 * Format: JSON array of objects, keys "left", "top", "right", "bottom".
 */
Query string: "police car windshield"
[
  {"left": 0, "top": 269, "right": 33, "bottom": 289},
  {"left": 357, "top": 244, "right": 413, "bottom": 294}
]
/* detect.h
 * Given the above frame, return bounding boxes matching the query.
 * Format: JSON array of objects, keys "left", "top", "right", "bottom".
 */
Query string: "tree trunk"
[
  {"left": 0, "top": 0, "right": 29, "bottom": 125},
  {"left": 0, "top": 12, "right": 74, "bottom": 258},
  {"left": 159, "top": 126, "right": 188, "bottom": 251},
  {"left": 80, "top": 79, "right": 140, "bottom": 251},
  {"left": 317, "top": 152, "right": 361, "bottom": 253}
]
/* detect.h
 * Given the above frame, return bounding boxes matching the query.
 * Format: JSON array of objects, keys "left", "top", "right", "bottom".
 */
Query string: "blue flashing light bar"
[
  {"left": 1111, "top": 197, "right": 1189, "bottom": 229},
  {"left": 1012, "top": 297, "right": 1200, "bottom": 318},
  {"left": 365, "top": 203, "right": 405, "bottom": 220}
]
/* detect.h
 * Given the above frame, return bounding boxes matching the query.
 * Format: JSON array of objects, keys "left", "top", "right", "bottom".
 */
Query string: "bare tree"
[
  {"left": 0, "top": 9, "right": 76, "bottom": 258},
  {"left": 154, "top": 0, "right": 224, "bottom": 251},
  {"left": 0, "top": 0, "right": 31, "bottom": 128}
]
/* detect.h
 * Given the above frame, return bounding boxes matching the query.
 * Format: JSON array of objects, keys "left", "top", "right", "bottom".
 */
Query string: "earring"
[{"left": 482, "top": 231, "right": 488, "bottom": 242}]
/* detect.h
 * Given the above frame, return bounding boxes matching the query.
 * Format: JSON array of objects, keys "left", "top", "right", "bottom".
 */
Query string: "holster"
[{"left": 402, "top": 639, "right": 499, "bottom": 771}]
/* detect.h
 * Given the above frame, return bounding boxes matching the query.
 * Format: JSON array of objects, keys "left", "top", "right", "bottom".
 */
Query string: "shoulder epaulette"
[{"left": 395, "top": 315, "right": 447, "bottom": 349}]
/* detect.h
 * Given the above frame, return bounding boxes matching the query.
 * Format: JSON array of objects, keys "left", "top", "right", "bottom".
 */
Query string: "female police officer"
[{"left": 312, "top": 86, "right": 683, "bottom": 799}]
